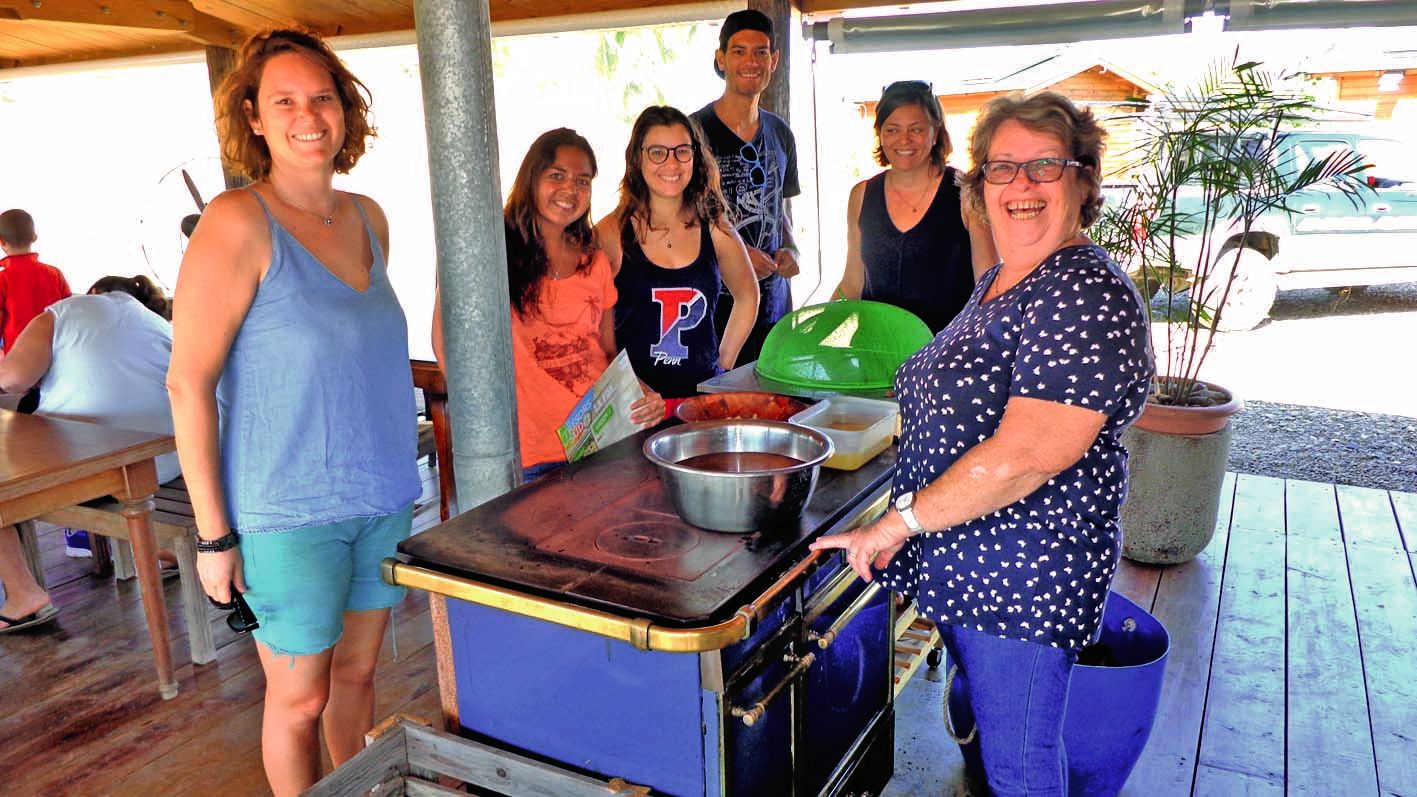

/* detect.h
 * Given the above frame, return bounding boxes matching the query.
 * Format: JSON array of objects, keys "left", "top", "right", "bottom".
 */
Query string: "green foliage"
[
  {"left": 1094, "top": 55, "right": 1371, "bottom": 407},
  {"left": 592, "top": 26, "right": 704, "bottom": 127}
]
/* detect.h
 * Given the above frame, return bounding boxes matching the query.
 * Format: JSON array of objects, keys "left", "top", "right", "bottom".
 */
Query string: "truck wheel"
[{"left": 1203, "top": 249, "right": 1277, "bottom": 332}]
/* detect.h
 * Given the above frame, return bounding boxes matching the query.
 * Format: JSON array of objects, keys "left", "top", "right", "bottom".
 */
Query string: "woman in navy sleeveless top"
[
  {"left": 595, "top": 106, "right": 759, "bottom": 402},
  {"left": 834, "top": 81, "right": 996, "bottom": 333},
  {"left": 167, "top": 30, "right": 417, "bottom": 795}
]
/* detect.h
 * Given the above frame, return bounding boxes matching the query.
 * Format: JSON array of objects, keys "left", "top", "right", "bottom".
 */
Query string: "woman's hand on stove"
[
  {"left": 809, "top": 515, "right": 909, "bottom": 582},
  {"left": 629, "top": 383, "right": 666, "bottom": 427}
]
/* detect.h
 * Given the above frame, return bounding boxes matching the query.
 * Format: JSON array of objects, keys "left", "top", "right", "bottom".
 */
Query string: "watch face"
[{"left": 895, "top": 492, "right": 912, "bottom": 510}]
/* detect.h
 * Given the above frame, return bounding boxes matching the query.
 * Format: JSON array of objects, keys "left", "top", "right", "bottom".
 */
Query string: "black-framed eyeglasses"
[
  {"left": 979, "top": 158, "right": 1085, "bottom": 185},
  {"left": 643, "top": 144, "right": 695, "bottom": 164},
  {"left": 209, "top": 587, "right": 260, "bottom": 634},
  {"left": 738, "top": 142, "right": 767, "bottom": 188}
]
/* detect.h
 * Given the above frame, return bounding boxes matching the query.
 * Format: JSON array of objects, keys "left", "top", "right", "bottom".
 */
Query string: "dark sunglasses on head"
[
  {"left": 979, "top": 157, "right": 1085, "bottom": 185},
  {"left": 208, "top": 587, "right": 260, "bottom": 635},
  {"left": 643, "top": 144, "right": 695, "bottom": 164},
  {"left": 882, "top": 80, "right": 933, "bottom": 97}
]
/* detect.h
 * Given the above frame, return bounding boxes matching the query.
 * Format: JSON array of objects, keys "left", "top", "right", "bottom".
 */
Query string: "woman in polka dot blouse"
[{"left": 812, "top": 91, "right": 1154, "bottom": 794}]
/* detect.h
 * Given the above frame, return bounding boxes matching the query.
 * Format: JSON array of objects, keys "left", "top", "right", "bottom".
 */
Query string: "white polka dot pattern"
[{"left": 880, "top": 244, "right": 1154, "bottom": 651}]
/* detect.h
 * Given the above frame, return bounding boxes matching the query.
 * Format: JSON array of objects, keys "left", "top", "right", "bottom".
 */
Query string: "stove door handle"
[
  {"left": 809, "top": 581, "right": 883, "bottom": 649},
  {"left": 731, "top": 651, "right": 818, "bottom": 727}
]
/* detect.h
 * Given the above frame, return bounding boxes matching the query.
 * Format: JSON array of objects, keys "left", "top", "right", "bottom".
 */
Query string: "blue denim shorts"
[{"left": 239, "top": 505, "right": 413, "bottom": 657}]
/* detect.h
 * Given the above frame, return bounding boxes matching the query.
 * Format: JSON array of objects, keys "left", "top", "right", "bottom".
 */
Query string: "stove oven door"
[
  {"left": 720, "top": 624, "right": 799, "bottom": 796},
  {"left": 799, "top": 557, "right": 894, "bottom": 796}
]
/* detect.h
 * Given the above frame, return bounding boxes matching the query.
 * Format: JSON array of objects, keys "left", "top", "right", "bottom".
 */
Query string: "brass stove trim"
[{"left": 382, "top": 490, "right": 890, "bottom": 653}]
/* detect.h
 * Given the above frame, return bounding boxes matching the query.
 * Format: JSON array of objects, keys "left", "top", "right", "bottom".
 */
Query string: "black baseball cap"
[{"left": 715, "top": 9, "right": 776, "bottom": 78}]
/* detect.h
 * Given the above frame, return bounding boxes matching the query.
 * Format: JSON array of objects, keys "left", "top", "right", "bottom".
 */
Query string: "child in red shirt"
[{"left": 0, "top": 209, "right": 72, "bottom": 354}]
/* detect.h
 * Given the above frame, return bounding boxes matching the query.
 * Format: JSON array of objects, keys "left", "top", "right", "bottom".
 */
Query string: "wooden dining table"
[{"left": 0, "top": 409, "right": 180, "bottom": 698}]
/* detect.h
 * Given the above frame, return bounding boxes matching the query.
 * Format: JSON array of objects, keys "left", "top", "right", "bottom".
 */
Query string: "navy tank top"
[
  {"left": 216, "top": 190, "right": 421, "bottom": 532},
  {"left": 613, "top": 222, "right": 721, "bottom": 399},
  {"left": 859, "top": 167, "right": 976, "bottom": 333}
]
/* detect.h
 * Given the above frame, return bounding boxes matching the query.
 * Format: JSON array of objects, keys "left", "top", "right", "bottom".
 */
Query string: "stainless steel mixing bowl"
[{"left": 643, "top": 420, "right": 834, "bottom": 532}]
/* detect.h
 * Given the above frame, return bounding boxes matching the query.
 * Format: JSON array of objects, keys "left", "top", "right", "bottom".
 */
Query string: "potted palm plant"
[{"left": 1095, "top": 56, "right": 1370, "bottom": 563}]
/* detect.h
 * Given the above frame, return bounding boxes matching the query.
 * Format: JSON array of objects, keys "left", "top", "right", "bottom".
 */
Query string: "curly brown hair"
[
  {"left": 614, "top": 106, "right": 729, "bottom": 250},
  {"left": 214, "top": 28, "right": 374, "bottom": 181},
  {"left": 960, "top": 92, "right": 1106, "bottom": 229}
]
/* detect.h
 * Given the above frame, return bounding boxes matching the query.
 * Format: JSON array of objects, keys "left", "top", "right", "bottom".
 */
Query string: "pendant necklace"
[
  {"left": 648, "top": 221, "right": 674, "bottom": 249},
  {"left": 273, "top": 187, "right": 337, "bottom": 226},
  {"left": 891, "top": 170, "right": 936, "bottom": 214}
]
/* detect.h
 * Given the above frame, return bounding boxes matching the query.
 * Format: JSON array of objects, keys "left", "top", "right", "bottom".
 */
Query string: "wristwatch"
[
  {"left": 195, "top": 532, "right": 240, "bottom": 554},
  {"left": 894, "top": 491, "right": 925, "bottom": 534}
]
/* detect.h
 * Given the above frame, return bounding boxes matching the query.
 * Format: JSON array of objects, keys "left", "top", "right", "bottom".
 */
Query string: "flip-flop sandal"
[{"left": 0, "top": 604, "right": 60, "bottom": 635}]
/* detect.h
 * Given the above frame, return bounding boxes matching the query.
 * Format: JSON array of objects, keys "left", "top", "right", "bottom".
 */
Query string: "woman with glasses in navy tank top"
[
  {"left": 594, "top": 106, "right": 759, "bottom": 412},
  {"left": 167, "top": 29, "right": 420, "bottom": 796}
]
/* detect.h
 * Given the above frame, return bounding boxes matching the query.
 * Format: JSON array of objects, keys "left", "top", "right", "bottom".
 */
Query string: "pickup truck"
[{"left": 1121, "top": 130, "right": 1417, "bottom": 330}]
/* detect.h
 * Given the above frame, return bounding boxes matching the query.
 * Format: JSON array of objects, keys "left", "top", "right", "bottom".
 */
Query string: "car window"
[
  {"left": 1291, "top": 138, "right": 1354, "bottom": 176},
  {"left": 1359, "top": 139, "right": 1415, "bottom": 184}
]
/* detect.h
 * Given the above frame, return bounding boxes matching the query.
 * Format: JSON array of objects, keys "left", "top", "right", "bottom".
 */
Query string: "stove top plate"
[{"left": 398, "top": 429, "right": 895, "bottom": 625}]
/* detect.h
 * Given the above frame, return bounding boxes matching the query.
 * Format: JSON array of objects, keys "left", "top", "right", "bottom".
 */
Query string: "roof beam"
[
  {"left": 0, "top": 1, "right": 248, "bottom": 47},
  {"left": 0, "top": 1, "right": 201, "bottom": 32}
]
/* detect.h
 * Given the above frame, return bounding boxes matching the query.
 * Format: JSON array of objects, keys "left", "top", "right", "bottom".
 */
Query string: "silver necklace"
[{"left": 273, "top": 187, "right": 337, "bottom": 226}]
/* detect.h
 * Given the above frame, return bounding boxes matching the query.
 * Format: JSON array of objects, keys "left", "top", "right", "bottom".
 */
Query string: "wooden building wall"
[{"left": 1321, "top": 69, "right": 1416, "bottom": 121}]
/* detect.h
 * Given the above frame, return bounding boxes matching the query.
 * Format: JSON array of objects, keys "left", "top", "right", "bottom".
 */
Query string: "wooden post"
[
  {"left": 204, "top": 44, "right": 248, "bottom": 190},
  {"left": 751, "top": 0, "right": 793, "bottom": 122}
]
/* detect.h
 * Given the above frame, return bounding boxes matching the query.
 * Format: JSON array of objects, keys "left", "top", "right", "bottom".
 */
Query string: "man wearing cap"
[{"left": 692, "top": 9, "right": 800, "bottom": 367}]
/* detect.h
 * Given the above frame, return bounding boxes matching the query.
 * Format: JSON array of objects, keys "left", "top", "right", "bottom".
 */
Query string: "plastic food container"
[{"left": 790, "top": 395, "right": 898, "bottom": 471}]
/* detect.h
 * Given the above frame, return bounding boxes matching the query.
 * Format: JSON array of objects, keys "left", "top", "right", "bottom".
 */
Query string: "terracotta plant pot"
[{"left": 1131, "top": 380, "right": 1243, "bottom": 435}]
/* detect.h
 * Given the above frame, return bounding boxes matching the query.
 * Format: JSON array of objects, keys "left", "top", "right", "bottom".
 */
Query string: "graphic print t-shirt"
[
  {"left": 512, "top": 249, "right": 617, "bottom": 467},
  {"left": 613, "top": 223, "right": 722, "bottom": 399},
  {"left": 691, "top": 105, "right": 800, "bottom": 258}
]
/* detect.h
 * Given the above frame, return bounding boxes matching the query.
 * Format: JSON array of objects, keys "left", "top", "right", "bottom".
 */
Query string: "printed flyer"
[{"left": 557, "top": 350, "right": 642, "bottom": 462}]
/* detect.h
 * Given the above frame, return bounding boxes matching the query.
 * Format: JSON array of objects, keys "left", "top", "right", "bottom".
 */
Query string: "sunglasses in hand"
[{"left": 208, "top": 587, "right": 260, "bottom": 634}]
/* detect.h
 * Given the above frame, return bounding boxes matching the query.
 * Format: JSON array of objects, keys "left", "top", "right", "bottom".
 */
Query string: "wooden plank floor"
[{"left": 3, "top": 468, "right": 1415, "bottom": 796}]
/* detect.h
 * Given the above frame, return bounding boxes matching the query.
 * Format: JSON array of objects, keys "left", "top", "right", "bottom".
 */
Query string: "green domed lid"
[{"left": 755, "top": 300, "right": 933, "bottom": 390}]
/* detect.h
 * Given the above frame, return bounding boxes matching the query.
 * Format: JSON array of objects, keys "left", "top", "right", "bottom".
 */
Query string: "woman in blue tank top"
[
  {"left": 167, "top": 30, "right": 419, "bottom": 795},
  {"left": 833, "top": 81, "right": 996, "bottom": 333},
  {"left": 594, "top": 106, "right": 759, "bottom": 403}
]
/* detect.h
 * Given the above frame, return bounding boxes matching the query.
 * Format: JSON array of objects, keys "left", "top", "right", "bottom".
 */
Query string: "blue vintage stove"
[{"left": 387, "top": 433, "right": 896, "bottom": 796}]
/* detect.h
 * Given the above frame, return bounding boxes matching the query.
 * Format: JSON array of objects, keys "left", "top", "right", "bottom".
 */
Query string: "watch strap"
[
  {"left": 195, "top": 532, "right": 240, "bottom": 554},
  {"left": 896, "top": 492, "right": 925, "bottom": 533}
]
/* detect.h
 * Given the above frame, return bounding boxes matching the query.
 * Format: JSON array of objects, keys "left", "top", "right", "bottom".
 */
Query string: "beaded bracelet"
[{"left": 195, "top": 532, "right": 240, "bottom": 554}]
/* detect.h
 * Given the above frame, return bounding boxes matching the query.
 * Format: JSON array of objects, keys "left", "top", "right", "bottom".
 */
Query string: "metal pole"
[{"left": 413, "top": 0, "right": 520, "bottom": 511}]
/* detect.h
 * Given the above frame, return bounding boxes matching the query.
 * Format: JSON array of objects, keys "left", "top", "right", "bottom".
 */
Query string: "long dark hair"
[
  {"left": 614, "top": 106, "right": 728, "bottom": 250},
  {"left": 504, "top": 128, "right": 599, "bottom": 317},
  {"left": 89, "top": 275, "right": 170, "bottom": 319}
]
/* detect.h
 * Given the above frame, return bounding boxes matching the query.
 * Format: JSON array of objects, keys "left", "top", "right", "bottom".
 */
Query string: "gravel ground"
[
  {"left": 1217, "top": 282, "right": 1417, "bottom": 494},
  {"left": 1229, "top": 399, "right": 1417, "bottom": 493}
]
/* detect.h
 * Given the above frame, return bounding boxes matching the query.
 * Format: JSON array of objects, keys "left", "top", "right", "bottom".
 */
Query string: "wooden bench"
[{"left": 25, "top": 478, "right": 217, "bottom": 665}]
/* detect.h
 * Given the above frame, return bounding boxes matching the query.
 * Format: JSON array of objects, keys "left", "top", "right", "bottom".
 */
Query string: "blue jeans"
[{"left": 944, "top": 624, "right": 1077, "bottom": 796}]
